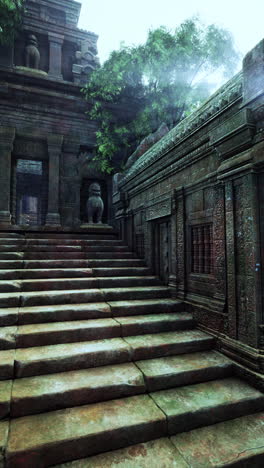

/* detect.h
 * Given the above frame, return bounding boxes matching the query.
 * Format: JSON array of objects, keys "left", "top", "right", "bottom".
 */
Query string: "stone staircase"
[{"left": 0, "top": 231, "right": 264, "bottom": 467}]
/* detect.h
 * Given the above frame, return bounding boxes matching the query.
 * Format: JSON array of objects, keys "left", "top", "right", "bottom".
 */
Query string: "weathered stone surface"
[
  {"left": 16, "top": 319, "right": 120, "bottom": 347},
  {"left": 55, "top": 438, "right": 189, "bottom": 468},
  {"left": 150, "top": 377, "right": 264, "bottom": 435},
  {"left": 171, "top": 412, "right": 264, "bottom": 467},
  {"left": 20, "top": 289, "right": 105, "bottom": 307},
  {"left": 20, "top": 278, "right": 100, "bottom": 292},
  {"left": 93, "top": 267, "right": 151, "bottom": 277},
  {"left": 136, "top": 351, "right": 234, "bottom": 391},
  {"left": 0, "top": 350, "right": 15, "bottom": 380},
  {"left": 0, "top": 268, "right": 94, "bottom": 280},
  {"left": 0, "top": 281, "right": 21, "bottom": 293},
  {"left": 102, "top": 286, "right": 170, "bottom": 301},
  {"left": 18, "top": 303, "right": 111, "bottom": 324},
  {"left": 124, "top": 330, "right": 214, "bottom": 360},
  {"left": 14, "top": 338, "right": 132, "bottom": 377},
  {"left": 6, "top": 395, "right": 166, "bottom": 467},
  {"left": 0, "top": 327, "right": 17, "bottom": 350},
  {"left": 0, "top": 294, "right": 20, "bottom": 309},
  {"left": 0, "top": 308, "right": 18, "bottom": 326},
  {"left": 11, "top": 363, "right": 145, "bottom": 417},
  {"left": 0, "top": 380, "right": 12, "bottom": 419},
  {"left": 109, "top": 299, "right": 183, "bottom": 316},
  {"left": 116, "top": 313, "right": 194, "bottom": 336},
  {"left": 0, "top": 421, "right": 9, "bottom": 466}
]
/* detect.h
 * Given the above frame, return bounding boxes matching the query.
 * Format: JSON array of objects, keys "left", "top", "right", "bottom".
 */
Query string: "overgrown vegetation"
[
  {"left": 83, "top": 17, "right": 240, "bottom": 173},
  {"left": 0, "top": 0, "right": 24, "bottom": 44}
]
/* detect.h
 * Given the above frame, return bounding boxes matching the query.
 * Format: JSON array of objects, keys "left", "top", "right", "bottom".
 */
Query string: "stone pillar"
[
  {"left": 0, "top": 127, "right": 15, "bottom": 225},
  {"left": 48, "top": 33, "right": 64, "bottom": 80},
  {"left": 46, "top": 135, "right": 63, "bottom": 226}
]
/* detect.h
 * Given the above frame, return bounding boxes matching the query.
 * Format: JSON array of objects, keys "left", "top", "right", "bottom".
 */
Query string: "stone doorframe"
[{"left": 0, "top": 127, "right": 63, "bottom": 228}]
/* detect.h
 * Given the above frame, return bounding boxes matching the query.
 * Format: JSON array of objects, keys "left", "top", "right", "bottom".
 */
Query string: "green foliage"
[
  {"left": 83, "top": 17, "right": 240, "bottom": 173},
  {"left": 0, "top": 0, "right": 24, "bottom": 44}
]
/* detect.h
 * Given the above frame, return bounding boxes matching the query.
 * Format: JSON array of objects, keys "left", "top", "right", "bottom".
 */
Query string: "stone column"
[
  {"left": 0, "top": 127, "right": 15, "bottom": 225},
  {"left": 48, "top": 33, "right": 64, "bottom": 80},
  {"left": 46, "top": 135, "right": 63, "bottom": 226}
]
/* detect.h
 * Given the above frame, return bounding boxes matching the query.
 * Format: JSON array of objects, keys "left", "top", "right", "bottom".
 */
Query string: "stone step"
[
  {"left": 54, "top": 412, "right": 264, "bottom": 468},
  {"left": 0, "top": 251, "right": 136, "bottom": 260},
  {"left": 170, "top": 412, "right": 264, "bottom": 467},
  {"left": 0, "top": 268, "right": 94, "bottom": 280},
  {"left": 0, "top": 276, "right": 161, "bottom": 293},
  {"left": 0, "top": 299, "right": 182, "bottom": 326},
  {"left": 1, "top": 330, "right": 213, "bottom": 378},
  {"left": 0, "top": 258, "right": 146, "bottom": 269},
  {"left": 136, "top": 350, "right": 234, "bottom": 391},
  {"left": 0, "top": 245, "right": 130, "bottom": 252},
  {"left": 13, "top": 337, "right": 131, "bottom": 378},
  {"left": 11, "top": 362, "right": 146, "bottom": 417},
  {"left": 8, "top": 313, "right": 192, "bottom": 348},
  {"left": 0, "top": 286, "right": 170, "bottom": 308},
  {"left": 16, "top": 319, "right": 121, "bottom": 348},
  {"left": 9, "top": 351, "right": 232, "bottom": 418},
  {"left": 6, "top": 394, "right": 166, "bottom": 467},
  {"left": 0, "top": 267, "right": 151, "bottom": 280},
  {"left": 0, "top": 239, "right": 123, "bottom": 246},
  {"left": 108, "top": 298, "right": 183, "bottom": 316},
  {"left": 24, "top": 233, "right": 118, "bottom": 240},
  {"left": 150, "top": 377, "right": 264, "bottom": 435},
  {"left": 123, "top": 329, "right": 214, "bottom": 360},
  {"left": 54, "top": 438, "right": 189, "bottom": 468}
]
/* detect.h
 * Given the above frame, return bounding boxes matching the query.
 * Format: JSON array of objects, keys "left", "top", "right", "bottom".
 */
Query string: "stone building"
[
  {"left": 114, "top": 39, "right": 264, "bottom": 378},
  {"left": 0, "top": 0, "right": 115, "bottom": 230}
]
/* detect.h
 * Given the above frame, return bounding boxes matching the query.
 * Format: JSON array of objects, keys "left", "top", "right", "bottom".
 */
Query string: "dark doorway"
[
  {"left": 12, "top": 159, "right": 48, "bottom": 225},
  {"left": 153, "top": 217, "right": 171, "bottom": 283}
]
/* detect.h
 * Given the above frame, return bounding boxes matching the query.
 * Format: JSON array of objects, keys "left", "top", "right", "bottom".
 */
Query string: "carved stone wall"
[{"left": 113, "top": 38, "right": 264, "bottom": 373}]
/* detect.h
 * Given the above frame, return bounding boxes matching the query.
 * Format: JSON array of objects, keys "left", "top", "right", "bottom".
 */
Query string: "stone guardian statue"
[
  {"left": 25, "top": 35, "right": 40, "bottom": 69},
  {"left": 86, "top": 182, "right": 104, "bottom": 224}
]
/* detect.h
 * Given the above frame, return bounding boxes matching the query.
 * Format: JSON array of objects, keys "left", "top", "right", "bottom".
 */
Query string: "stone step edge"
[
  {"left": 3, "top": 351, "right": 234, "bottom": 418},
  {"left": 4, "top": 378, "right": 263, "bottom": 467},
  {"left": 0, "top": 299, "right": 184, "bottom": 326},
  {"left": 1, "top": 312, "right": 195, "bottom": 349}
]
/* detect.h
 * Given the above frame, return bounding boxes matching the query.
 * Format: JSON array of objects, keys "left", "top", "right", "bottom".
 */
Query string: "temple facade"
[{"left": 0, "top": 0, "right": 115, "bottom": 230}]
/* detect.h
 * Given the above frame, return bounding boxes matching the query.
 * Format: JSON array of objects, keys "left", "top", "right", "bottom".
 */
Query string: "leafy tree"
[
  {"left": 83, "top": 17, "right": 240, "bottom": 174},
  {"left": 0, "top": 0, "right": 25, "bottom": 45}
]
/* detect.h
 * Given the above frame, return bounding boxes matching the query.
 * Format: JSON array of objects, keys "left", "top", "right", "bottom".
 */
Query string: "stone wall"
[{"left": 113, "top": 39, "right": 264, "bottom": 374}]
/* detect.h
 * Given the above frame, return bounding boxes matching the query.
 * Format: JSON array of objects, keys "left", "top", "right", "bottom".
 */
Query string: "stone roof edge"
[{"left": 119, "top": 71, "right": 243, "bottom": 187}]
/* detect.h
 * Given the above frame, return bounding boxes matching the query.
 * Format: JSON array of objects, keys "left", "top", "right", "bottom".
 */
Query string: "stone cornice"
[{"left": 120, "top": 72, "right": 243, "bottom": 187}]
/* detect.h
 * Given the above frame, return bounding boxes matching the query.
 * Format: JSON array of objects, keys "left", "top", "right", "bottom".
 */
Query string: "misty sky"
[{"left": 78, "top": 0, "right": 264, "bottom": 71}]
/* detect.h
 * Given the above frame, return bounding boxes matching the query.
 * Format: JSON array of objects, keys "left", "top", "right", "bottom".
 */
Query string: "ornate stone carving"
[
  {"left": 87, "top": 182, "right": 104, "bottom": 224},
  {"left": 72, "top": 40, "right": 100, "bottom": 84},
  {"left": 25, "top": 35, "right": 40, "bottom": 70}
]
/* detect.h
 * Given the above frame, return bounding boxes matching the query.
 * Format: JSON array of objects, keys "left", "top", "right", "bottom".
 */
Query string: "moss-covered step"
[
  {"left": 16, "top": 318, "right": 121, "bottom": 348},
  {"left": 18, "top": 303, "right": 112, "bottom": 325},
  {"left": 0, "top": 350, "right": 15, "bottom": 380},
  {"left": 54, "top": 437, "right": 189, "bottom": 468},
  {"left": 11, "top": 362, "right": 146, "bottom": 417},
  {"left": 136, "top": 350, "right": 234, "bottom": 391},
  {"left": 21, "top": 251, "right": 135, "bottom": 260},
  {"left": 6, "top": 394, "right": 166, "bottom": 467},
  {"left": 116, "top": 312, "right": 194, "bottom": 336},
  {"left": 0, "top": 379, "right": 12, "bottom": 419},
  {"left": 0, "top": 268, "right": 94, "bottom": 280},
  {"left": 124, "top": 329, "right": 214, "bottom": 360},
  {"left": 14, "top": 338, "right": 132, "bottom": 378},
  {"left": 171, "top": 412, "right": 264, "bottom": 467},
  {"left": 151, "top": 377, "right": 264, "bottom": 434},
  {"left": 109, "top": 298, "right": 183, "bottom": 316}
]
